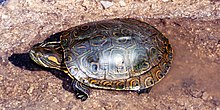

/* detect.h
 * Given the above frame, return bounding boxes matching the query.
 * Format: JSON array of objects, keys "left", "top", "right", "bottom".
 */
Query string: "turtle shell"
[{"left": 60, "top": 18, "right": 172, "bottom": 91}]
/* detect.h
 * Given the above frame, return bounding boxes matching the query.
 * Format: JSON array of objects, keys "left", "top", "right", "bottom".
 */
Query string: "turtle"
[{"left": 29, "top": 18, "right": 173, "bottom": 101}]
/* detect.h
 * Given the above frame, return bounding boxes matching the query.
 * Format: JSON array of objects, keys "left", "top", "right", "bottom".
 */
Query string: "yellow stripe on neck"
[{"left": 48, "top": 56, "right": 60, "bottom": 65}]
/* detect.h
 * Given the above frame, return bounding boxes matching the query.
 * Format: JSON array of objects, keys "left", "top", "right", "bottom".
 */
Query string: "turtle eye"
[
  {"left": 30, "top": 45, "right": 63, "bottom": 69},
  {"left": 35, "top": 52, "right": 43, "bottom": 57}
]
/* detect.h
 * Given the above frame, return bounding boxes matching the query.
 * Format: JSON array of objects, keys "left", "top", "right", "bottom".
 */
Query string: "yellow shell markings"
[
  {"left": 90, "top": 35, "right": 108, "bottom": 47},
  {"left": 127, "top": 77, "right": 140, "bottom": 89},
  {"left": 59, "top": 18, "right": 173, "bottom": 91},
  {"left": 84, "top": 47, "right": 170, "bottom": 90},
  {"left": 80, "top": 25, "right": 90, "bottom": 30},
  {"left": 84, "top": 59, "right": 168, "bottom": 91}
]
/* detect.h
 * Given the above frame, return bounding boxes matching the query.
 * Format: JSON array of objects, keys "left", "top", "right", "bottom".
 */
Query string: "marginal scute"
[
  {"left": 144, "top": 76, "right": 155, "bottom": 88},
  {"left": 60, "top": 18, "right": 173, "bottom": 91},
  {"left": 127, "top": 77, "right": 140, "bottom": 89}
]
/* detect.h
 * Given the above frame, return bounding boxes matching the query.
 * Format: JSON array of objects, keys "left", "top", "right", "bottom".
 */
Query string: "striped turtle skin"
[{"left": 30, "top": 18, "right": 173, "bottom": 101}]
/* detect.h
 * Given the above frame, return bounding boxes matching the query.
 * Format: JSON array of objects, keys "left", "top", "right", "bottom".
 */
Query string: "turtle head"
[{"left": 29, "top": 41, "right": 64, "bottom": 70}]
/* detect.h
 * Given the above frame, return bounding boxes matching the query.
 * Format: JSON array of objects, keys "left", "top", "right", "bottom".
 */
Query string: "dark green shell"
[{"left": 61, "top": 18, "right": 173, "bottom": 90}]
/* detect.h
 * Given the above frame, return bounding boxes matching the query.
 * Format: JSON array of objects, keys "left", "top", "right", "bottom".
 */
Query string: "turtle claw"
[
  {"left": 137, "top": 87, "right": 152, "bottom": 95},
  {"left": 75, "top": 91, "right": 88, "bottom": 101},
  {"left": 72, "top": 80, "right": 90, "bottom": 101}
]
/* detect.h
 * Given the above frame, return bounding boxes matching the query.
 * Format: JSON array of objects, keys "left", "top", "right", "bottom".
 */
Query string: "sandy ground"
[{"left": 0, "top": 0, "right": 220, "bottom": 110}]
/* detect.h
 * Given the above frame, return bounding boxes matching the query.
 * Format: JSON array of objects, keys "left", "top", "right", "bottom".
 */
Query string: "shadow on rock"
[{"left": 8, "top": 52, "right": 74, "bottom": 95}]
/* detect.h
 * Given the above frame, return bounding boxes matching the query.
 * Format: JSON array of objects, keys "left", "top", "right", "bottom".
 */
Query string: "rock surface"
[{"left": 0, "top": 0, "right": 220, "bottom": 109}]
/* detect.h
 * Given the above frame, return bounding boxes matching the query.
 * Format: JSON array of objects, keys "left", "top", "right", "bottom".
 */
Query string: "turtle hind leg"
[
  {"left": 72, "top": 80, "right": 90, "bottom": 101},
  {"left": 137, "top": 87, "right": 152, "bottom": 95}
]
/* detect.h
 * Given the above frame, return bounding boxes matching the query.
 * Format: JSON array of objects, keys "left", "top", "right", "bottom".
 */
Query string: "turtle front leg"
[{"left": 72, "top": 79, "right": 90, "bottom": 101}]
